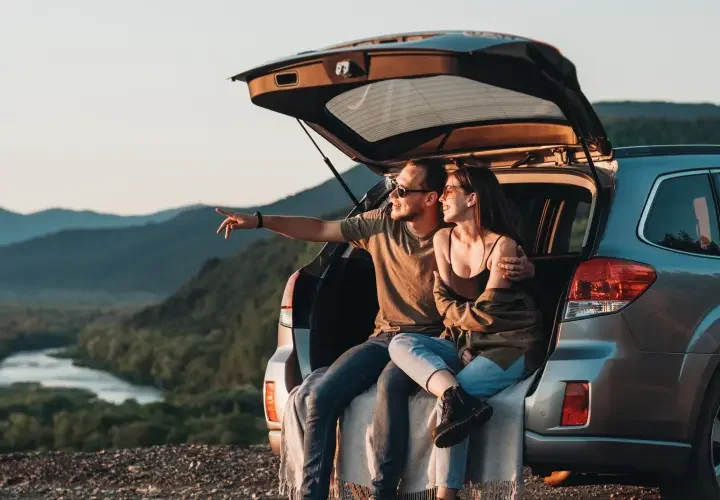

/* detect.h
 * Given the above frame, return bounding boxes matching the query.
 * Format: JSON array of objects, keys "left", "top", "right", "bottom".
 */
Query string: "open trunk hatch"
[{"left": 232, "top": 31, "right": 610, "bottom": 171}]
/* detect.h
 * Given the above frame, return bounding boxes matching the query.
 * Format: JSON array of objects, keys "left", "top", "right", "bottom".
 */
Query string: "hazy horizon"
[{"left": 2, "top": 0, "right": 719, "bottom": 216}]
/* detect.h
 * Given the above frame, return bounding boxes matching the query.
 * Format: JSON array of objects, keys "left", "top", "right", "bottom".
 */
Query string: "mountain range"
[
  {"left": 0, "top": 205, "right": 201, "bottom": 247},
  {"left": 1, "top": 101, "right": 719, "bottom": 299},
  {"left": 0, "top": 166, "right": 378, "bottom": 296}
]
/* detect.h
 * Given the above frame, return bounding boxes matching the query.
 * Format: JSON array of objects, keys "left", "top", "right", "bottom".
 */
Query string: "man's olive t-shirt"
[{"left": 340, "top": 205, "right": 443, "bottom": 336}]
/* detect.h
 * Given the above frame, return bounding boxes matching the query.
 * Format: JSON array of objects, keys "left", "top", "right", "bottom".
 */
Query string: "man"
[{"left": 216, "top": 159, "right": 533, "bottom": 499}]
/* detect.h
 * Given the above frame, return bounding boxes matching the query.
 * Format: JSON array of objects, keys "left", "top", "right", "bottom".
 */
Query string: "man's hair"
[{"left": 409, "top": 158, "right": 447, "bottom": 195}]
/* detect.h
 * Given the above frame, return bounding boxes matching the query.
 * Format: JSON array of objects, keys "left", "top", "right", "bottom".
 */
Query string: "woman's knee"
[{"left": 388, "top": 333, "right": 418, "bottom": 359}]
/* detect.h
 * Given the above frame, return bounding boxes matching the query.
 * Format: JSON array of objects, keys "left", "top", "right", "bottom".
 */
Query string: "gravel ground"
[{"left": 0, "top": 444, "right": 661, "bottom": 499}]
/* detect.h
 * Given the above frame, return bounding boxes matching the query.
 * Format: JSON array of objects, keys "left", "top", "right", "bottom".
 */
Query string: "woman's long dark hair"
[{"left": 451, "top": 166, "right": 524, "bottom": 248}]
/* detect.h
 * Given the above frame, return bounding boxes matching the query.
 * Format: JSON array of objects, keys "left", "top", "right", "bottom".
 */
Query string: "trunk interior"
[{"left": 307, "top": 172, "right": 598, "bottom": 373}]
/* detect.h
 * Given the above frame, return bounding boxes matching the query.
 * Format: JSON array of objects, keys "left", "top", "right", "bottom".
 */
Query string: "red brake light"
[
  {"left": 561, "top": 382, "right": 589, "bottom": 426},
  {"left": 279, "top": 271, "right": 300, "bottom": 326},
  {"left": 564, "top": 258, "right": 656, "bottom": 320},
  {"left": 264, "top": 382, "right": 278, "bottom": 422}
]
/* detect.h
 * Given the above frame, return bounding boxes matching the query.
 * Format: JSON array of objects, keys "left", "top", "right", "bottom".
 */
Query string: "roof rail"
[{"left": 614, "top": 145, "right": 720, "bottom": 158}]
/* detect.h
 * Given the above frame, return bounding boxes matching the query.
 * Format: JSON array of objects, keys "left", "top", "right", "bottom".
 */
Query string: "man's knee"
[{"left": 304, "top": 378, "right": 337, "bottom": 414}]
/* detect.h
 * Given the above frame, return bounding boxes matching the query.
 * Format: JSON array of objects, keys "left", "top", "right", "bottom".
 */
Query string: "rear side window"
[{"left": 643, "top": 173, "right": 720, "bottom": 257}]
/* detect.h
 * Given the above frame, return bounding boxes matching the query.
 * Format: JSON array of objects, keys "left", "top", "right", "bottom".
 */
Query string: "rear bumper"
[{"left": 524, "top": 431, "right": 691, "bottom": 474}]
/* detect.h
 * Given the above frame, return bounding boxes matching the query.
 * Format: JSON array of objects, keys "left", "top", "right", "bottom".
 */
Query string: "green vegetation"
[
  {"left": 605, "top": 117, "right": 720, "bottom": 146},
  {"left": 0, "top": 383, "right": 264, "bottom": 453},
  {"left": 77, "top": 236, "right": 324, "bottom": 391},
  {"left": 0, "top": 303, "right": 142, "bottom": 363},
  {"left": 594, "top": 101, "right": 720, "bottom": 120}
]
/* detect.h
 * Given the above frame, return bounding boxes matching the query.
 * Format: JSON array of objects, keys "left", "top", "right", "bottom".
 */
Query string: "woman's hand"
[
  {"left": 461, "top": 349, "right": 476, "bottom": 366},
  {"left": 215, "top": 208, "right": 260, "bottom": 239}
]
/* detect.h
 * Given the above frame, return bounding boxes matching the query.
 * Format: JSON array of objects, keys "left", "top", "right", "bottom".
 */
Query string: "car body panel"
[
  {"left": 593, "top": 155, "right": 720, "bottom": 354},
  {"left": 525, "top": 313, "right": 701, "bottom": 442},
  {"left": 524, "top": 431, "right": 691, "bottom": 474}
]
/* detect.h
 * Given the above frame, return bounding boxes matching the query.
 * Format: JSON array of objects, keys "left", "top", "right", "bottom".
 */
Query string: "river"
[{"left": 0, "top": 348, "right": 164, "bottom": 404}]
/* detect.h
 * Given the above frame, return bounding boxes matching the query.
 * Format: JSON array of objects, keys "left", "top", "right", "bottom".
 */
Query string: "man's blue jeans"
[{"left": 298, "top": 331, "right": 421, "bottom": 500}]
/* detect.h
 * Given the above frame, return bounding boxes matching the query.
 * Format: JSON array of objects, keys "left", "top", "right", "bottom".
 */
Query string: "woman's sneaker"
[{"left": 432, "top": 385, "right": 493, "bottom": 448}]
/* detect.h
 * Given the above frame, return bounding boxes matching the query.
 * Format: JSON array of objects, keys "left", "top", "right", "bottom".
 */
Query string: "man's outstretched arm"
[{"left": 215, "top": 208, "right": 346, "bottom": 243}]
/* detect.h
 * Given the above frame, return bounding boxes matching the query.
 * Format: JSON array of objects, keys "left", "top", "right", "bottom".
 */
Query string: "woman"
[{"left": 388, "top": 166, "right": 542, "bottom": 500}]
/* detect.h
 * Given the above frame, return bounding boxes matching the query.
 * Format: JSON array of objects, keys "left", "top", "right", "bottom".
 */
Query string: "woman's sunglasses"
[
  {"left": 391, "top": 179, "right": 433, "bottom": 198},
  {"left": 441, "top": 184, "right": 465, "bottom": 197}
]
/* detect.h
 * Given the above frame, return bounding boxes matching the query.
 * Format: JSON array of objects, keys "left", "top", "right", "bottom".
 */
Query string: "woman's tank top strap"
[{"left": 483, "top": 234, "right": 504, "bottom": 269}]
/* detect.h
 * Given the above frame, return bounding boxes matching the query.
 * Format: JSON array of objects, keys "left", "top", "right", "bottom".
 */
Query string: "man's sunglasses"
[{"left": 391, "top": 179, "right": 434, "bottom": 198}]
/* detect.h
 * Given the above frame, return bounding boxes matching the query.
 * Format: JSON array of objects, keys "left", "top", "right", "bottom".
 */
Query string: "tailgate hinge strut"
[{"left": 297, "top": 119, "right": 361, "bottom": 209}]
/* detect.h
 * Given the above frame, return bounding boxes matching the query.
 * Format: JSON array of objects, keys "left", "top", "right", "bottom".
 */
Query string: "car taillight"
[
  {"left": 561, "top": 382, "right": 589, "bottom": 426},
  {"left": 279, "top": 271, "right": 300, "bottom": 327},
  {"left": 564, "top": 258, "right": 656, "bottom": 320},
  {"left": 265, "top": 381, "right": 278, "bottom": 422}
]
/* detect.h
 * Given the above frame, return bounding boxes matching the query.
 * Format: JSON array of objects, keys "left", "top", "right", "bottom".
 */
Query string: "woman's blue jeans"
[{"left": 389, "top": 333, "right": 525, "bottom": 489}]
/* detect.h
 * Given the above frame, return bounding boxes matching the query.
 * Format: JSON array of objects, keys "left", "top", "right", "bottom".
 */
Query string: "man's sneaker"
[{"left": 432, "top": 385, "right": 493, "bottom": 448}]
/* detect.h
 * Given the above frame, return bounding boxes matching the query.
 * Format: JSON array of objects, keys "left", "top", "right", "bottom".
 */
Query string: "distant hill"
[
  {"left": 0, "top": 205, "right": 199, "bottom": 247},
  {"left": 605, "top": 117, "right": 720, "bottom": 147},
  {"left": 0, "top": 166, "right": 379, "bottom": 295},
  {"left": 76, "top": 231, "right": 327, "bottom": 390},
  {"left": 594, "top": 101, "right": 720, "bottom": 120}
]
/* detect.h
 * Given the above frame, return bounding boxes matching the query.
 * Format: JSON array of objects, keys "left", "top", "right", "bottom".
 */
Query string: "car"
[{"left": 231, "top": 31, "right": 720, "bottom": 498}]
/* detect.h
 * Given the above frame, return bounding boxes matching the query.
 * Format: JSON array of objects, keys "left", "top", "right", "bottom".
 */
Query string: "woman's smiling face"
[{"left": 439, "top": 174, "right": 475, "bottom": 223}]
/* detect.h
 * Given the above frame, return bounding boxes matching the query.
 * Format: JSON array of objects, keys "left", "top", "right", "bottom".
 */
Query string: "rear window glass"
[
  {"left": 326, "top": 75, "right": 565, "bottom": 143},
  {"left": 502, "top": 183, "right": 591, "bottom": 256},
  {"left": 643, "top": 173, "right": 720, "bottom": 256}
]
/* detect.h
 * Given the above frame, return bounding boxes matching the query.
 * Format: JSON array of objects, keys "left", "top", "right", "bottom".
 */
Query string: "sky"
[{"left": 1, "top": 0, "right": 719, "bottom": 215}]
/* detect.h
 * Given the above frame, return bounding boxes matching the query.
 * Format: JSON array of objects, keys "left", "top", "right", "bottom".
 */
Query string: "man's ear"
[{"left": 426, "top": 191, "right": 439, "bottom": 206}]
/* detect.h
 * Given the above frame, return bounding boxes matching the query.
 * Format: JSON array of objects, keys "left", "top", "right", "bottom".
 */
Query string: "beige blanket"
[{"left": 279, "top": 368, "right": 537, "bottom": 500}]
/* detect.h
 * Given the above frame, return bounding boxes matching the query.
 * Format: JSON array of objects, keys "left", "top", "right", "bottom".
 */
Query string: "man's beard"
[{"left": 391, "top": 204, "right": 423, "bottom": 222}]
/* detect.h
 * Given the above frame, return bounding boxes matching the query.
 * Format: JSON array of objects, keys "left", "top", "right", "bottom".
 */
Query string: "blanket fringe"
[
  {"left": 330, "top": 480, "right": 437, "bottom": 499},
  {"left": 325, "top": 480, "right": 520, "bottom": 500},
  {"left": 465, "top": 479, "right": 520, "bottom": 500},
  {"left": 278, "top": 416, "right": 301, "bottom": 500}
]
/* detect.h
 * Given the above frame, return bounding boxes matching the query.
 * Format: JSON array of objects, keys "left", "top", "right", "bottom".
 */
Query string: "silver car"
[{"left": 232, "top": 31, "right": 720, "bottom": 498}]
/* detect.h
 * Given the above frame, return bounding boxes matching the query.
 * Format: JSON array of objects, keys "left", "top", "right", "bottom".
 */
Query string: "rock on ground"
[{"left": 0, "top": 444, "right": 660, "bottom": 499}]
